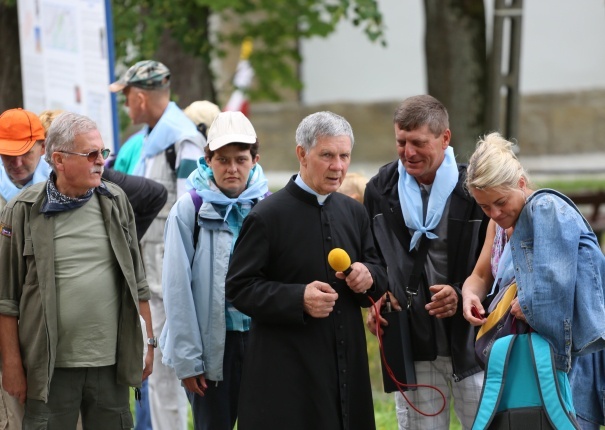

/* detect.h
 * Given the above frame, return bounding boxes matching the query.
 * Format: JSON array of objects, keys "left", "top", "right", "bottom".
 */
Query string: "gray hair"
[
  {"left": 295, "top": 111, "right": 354, "bottom": 152},
  {"left": 45, "top": 112, "right": 98, "bottom": 169},
  {"left": 393, "top": 95, "right": 449, "bottom": 137},
  {"left": 466, "top": 132, "right": 531, "bottom": 192}
]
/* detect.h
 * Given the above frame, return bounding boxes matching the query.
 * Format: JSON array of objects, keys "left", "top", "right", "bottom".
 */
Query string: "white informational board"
[{"left": 17, "top": 0, "right": 118, "bottom": 151}]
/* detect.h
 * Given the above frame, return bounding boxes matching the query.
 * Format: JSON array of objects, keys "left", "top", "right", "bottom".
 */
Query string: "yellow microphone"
[{"left": 328, "top": 248, "right": 353, "bottom": 276}]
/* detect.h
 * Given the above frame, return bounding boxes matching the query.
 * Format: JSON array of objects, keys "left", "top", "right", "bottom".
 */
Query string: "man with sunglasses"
[
  {"left": 110, "top": 60, "right": 205, "bottom": 430},
  {"left": 0, "top": 112, "right": 153, "bottom": 429},
  {"left": 38, "top": 109, "right": 168, "bottom": 244}
]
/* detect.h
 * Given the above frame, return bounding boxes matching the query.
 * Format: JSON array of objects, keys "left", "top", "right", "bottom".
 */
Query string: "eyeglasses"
[{"left": 59, "top": 148, "right": 111, "bottom": 162}]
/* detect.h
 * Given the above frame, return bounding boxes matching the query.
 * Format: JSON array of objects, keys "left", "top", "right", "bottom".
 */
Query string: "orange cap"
[{"left": 0, "top": 108, "right": 46, "bottom": 156}]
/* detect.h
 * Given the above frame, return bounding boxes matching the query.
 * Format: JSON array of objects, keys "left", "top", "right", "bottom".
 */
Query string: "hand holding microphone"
[{"left": 328, "top": 248, "right": 374, "bottom": 294}]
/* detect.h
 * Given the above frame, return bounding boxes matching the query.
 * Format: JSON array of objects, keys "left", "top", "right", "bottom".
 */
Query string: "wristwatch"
[{"left": 147, "top": 337, "right": 158, "bottom": 348}]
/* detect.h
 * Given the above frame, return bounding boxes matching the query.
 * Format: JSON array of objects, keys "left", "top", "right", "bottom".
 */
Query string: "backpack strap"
[
  {"left": 528, "top": 333, "right": 580, "bottom": 429},
  {"left": 472, "top": 335, "right": 517, "bottom": 430},
  {"left": 529, "top": 189, "right": 592, "bottom": 232},
  {"left": 189, "top": 189, "right": 203, "bottom": 250},
  {"left": 165, "top": 143, "right": 177, "bottom": 172}
]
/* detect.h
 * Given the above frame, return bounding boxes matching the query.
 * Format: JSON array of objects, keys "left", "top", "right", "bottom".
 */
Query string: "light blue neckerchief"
[
  {"left": 0, "top": 158, "right": 51, "bottom": 202},
  {"left": 398, "top": 146, "right": 458, "bottom": 251},
  {"left": 132, "top": 102, "right": 201, "bottom": 176},
  {"left": 186, "top": 157, "right": 268, "bottom": 222}
]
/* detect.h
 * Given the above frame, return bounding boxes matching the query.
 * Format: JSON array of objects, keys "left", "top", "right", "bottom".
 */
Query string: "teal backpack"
[{"left": 472, "top": 333, "right": 580, "bottom": 430}]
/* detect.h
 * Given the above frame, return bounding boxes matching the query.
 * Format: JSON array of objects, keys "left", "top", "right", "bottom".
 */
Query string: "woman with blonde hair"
[{"left": 462, "top": 132, "right": 605, "bottom": 429}]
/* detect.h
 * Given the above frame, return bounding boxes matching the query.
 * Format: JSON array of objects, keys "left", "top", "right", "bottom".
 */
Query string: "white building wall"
[{"left": 300, "top": 0, "right": 605, "bottom": 104}]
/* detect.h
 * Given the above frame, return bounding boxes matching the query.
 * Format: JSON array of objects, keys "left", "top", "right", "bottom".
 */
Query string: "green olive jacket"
[{"left": 0, "top": 180, "right": 150, "bottom": 402}]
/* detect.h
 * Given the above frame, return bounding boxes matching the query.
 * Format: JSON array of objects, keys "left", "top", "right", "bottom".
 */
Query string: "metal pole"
[{"left": 486, "top": 0, "right": 524, "bottom": 141}]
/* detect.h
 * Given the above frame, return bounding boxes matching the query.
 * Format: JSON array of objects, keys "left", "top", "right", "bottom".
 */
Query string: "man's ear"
[
  {"left": 52, "top": 152, "right": 66, "bottom": 171},
  {"left": 296, "top": 145, "right": 307, "bottom": 167},
  {"left": 137, "top": 90, "right": 147, "bottom": 108},
  {"left": 441, "top": 129, "right": 451, "bottom": 149},
  {"left": 252, "top": 154, "right": 260, "bottom": 165}
]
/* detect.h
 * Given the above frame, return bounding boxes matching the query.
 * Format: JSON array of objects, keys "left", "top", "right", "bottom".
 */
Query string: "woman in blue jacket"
[
  {"left": 159, "top": 111, "right": 269, "bottom": 430},
  {"left": 461, "top": 132, "right": 605, "bottom": 429}
]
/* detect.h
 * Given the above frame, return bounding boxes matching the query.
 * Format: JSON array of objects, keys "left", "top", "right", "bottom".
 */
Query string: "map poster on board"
[{"left": 17, "top": 0, "right": 118, "bottom": 151}]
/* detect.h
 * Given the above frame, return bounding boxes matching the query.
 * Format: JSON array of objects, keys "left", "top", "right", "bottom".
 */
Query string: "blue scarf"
[
  {"left": 398, "top": 146, "right": 458, "bottom": 250},
  {"left": 133, "top": 102, "right": 202, "bottom": 176},
  {"left": 186, "top": 157, "right": 269, "bottom": 223},
  {"left": 0, "top": 158, "right": 51, "bottom": 203}
]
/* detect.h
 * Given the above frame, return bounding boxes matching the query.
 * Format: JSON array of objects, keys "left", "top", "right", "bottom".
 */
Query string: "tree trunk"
[
  {"left": 424, "top": 0, "right": 486, "bottom": 161},
  {"left": 155, "top": 30, "right": 216, "bottom": 108},
  {"left": 0, "top": 3, "right": 24, "bottom": 111}
]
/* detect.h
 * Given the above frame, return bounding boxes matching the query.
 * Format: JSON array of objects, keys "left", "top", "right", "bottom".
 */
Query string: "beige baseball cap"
[
  {"left": 207, "top": 111, "right": 256, "bottom": 151},
  {"left": 184, "top": 101, "right": 221, "bottom": 129}
]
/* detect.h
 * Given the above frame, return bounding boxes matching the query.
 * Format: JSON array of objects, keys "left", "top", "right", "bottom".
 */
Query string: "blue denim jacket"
[
  {"left": 569, "top": 349, "right": 605, "bottom": 424},
  {"left": 509, "top": 189, "right": 605, "bottom": 423},
  {"left": 510, "top": 190, "right": 605, "bottom": 370}
]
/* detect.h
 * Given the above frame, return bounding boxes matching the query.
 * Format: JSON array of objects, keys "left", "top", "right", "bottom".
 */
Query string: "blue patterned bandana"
[{"left": 40, "top": 172, "right": 112, "bottom": 214}]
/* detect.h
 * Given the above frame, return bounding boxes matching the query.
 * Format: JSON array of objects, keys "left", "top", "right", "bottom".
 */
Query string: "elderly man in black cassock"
[{"left": 225, "top": 111, "right": 387, "bottom": 430}]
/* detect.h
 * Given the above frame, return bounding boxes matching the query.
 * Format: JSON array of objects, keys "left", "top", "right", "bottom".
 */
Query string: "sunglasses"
[{"left": 59, "top": 148, "right": 111, "bottom": 162}]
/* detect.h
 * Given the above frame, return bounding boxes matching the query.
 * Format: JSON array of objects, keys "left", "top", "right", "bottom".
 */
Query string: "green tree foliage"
[{"left": 111, "top": 0, "right": 385, "bottom": 101}]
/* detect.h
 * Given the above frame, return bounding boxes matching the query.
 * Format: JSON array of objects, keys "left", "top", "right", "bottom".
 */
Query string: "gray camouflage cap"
[{"left": 109, "top": 60, "right": 170, "bottom": 92}]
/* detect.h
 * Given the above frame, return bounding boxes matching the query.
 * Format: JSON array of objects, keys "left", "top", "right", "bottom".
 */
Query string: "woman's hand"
[
  {"left": 462, "top": 291, "right": 486, "bottom": 326},
  {"left": 510, "top": 297, "right": 527, "bottom": 322}
]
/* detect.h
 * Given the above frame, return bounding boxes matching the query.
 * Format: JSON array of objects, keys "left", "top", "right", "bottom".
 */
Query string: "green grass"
[
  {"left": 535, "top": 178, "right": 605, "bottom": 193},
  {"left": 373, "top": 391, "right": 398, "bottom": 430}
]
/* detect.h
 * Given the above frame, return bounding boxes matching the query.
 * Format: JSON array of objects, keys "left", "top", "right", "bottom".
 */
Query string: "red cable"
[{"left": 368, "top": 296, "right": 447, "bottom": 417}]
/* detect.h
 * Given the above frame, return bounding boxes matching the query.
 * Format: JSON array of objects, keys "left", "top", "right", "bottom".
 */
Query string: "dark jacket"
[
  {"left": 364, "top": 161, "right": 488, "bottom": 380},
  {"left": 226, "top": 179, "right": 388, "bottom": 430},
  {"left": 102, "top": 169, "right": 167, "bottom": 239}
]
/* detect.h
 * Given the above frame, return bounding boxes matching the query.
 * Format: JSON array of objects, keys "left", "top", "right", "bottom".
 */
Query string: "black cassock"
[{"left": 226, "top": 178, "right": 387, "bottom": 430}]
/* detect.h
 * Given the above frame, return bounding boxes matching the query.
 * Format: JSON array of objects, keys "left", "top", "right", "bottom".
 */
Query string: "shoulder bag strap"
[
  {"left": 405, "top": 235, "right": 430, "bottom": 301},
  {"left": 188, "top": 189, "right": 203, "bottom": 250}
]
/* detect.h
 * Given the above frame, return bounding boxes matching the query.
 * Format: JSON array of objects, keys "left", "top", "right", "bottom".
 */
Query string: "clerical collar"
[{"left": 294, "top": 174, "right": 329, "bottom": 205}]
